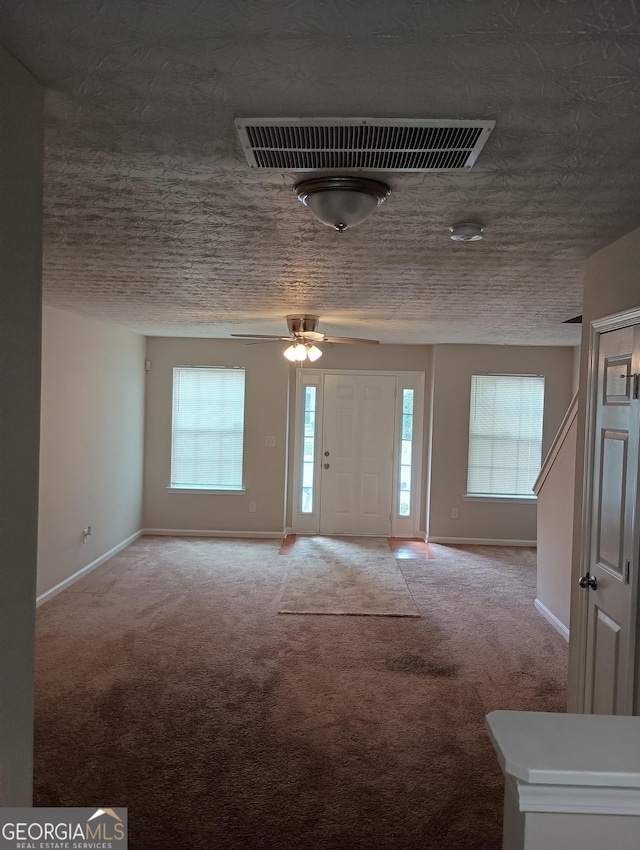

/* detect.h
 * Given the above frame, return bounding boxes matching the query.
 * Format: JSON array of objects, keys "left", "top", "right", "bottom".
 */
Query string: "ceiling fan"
[{"left": 231, "top": 315, "right": 380, "bottom": 362}]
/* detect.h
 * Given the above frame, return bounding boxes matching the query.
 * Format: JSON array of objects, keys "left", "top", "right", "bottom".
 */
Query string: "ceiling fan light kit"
[
  {"left": 231, "top": 314, "right": 380, "bottom": 363},
  {"left": 285, "top": 315, "right": 323, "bottom": 337},
  {"left": 294, "top": 177, "right": 391, "bottom": 232},
  {"left": 284, "top": 342, "right": 323, "bottom": 362},
  {"left": 449, "top": 222, "right": 484, "bottom": 242}
]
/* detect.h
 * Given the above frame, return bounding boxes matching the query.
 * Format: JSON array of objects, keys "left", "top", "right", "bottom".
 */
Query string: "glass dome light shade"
[
  {"left": 306, "top": 344, "right": 323, "bottom": 362},
  {"left": 305, "top": 189, "right": 380, "bottom": 230},
  {"left": 449, "top": 222, "right": 484, "bottom": 242},
  {"left": 295, "top": 177, "right": 391, "bottom": 232}
]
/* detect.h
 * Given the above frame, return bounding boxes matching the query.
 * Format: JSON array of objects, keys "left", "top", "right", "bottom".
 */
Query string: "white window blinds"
[
  {"left": 467, "top": 375, "right": 544, "bottom": 497},
  {"left": 171, "top": 367, "right": 245, "bottom": 490}
]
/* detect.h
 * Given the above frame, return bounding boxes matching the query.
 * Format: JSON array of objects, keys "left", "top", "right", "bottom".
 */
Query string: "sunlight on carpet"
[{"left": 278, "top": 536, "right": 419, "bottom": 617}]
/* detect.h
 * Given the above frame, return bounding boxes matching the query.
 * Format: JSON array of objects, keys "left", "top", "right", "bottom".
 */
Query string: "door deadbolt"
[{"left": 324, "top": 451, "right": 330, "bottom": 456}]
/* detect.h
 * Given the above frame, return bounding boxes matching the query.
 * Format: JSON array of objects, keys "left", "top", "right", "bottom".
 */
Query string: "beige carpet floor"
[
  {"left": 33, "top": 537, "right": 567, "bottom": 850},
  {"left": 278, "top": 536, "right": 419, "bottom": 617}
]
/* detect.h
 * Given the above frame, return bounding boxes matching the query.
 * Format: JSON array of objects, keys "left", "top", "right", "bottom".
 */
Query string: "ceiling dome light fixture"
[
  {"left": 283, "top": 342, "right": 323, "bottom": 363},
  {"left": 294, "top": 176, "right": 391, "bottom": 232},
  {"left": 449, "top": 222, "right": 484, "bottom": 242}
]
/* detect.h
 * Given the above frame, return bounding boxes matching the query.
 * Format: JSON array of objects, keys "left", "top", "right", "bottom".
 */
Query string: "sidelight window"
[
  {"left": 398, "top": 389, "right": 414, "bottom": 516},
  {"left": 301, "top": 385, "right": 317, "bottom": 513}
]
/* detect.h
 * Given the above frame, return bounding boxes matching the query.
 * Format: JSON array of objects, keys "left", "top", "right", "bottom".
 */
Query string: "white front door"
[
  {"left": 319, "top": 373, "right": 396, "bottom": 535},
  {"left": 583, "top": 324, "right": 640, "bottom": 714}
]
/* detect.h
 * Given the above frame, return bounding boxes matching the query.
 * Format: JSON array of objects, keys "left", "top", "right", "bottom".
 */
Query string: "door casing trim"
[{"left": 291, "top": 368, "right": 425, "bottom": 538}]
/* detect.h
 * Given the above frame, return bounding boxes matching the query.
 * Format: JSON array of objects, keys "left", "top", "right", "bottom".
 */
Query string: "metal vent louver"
[{"left": 236, "top": 118, "right": 494, "bottom": 172}]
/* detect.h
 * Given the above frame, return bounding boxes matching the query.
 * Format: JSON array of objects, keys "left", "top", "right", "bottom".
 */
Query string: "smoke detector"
[{"left": 449, "top": 222, "right": 484, "bottom": 242}]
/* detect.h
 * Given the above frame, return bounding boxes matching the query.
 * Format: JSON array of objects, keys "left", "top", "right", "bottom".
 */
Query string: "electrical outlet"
[
  {"left": 82, "top": 526, "right": 92, "bottom": 543},
  {"left": 264, "top": 436, "right": 276, "bottom": 447},
  {"left": 249, "top": 501, "right": 257, "bottom": 513},
  {"left": 451, "top": 508, "right": 459, "bottom": 519}
]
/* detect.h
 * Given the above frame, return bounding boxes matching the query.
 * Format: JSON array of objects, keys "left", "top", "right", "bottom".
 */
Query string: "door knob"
[
  {"left": 579, "top": 573, "right": 597, "bottom": 590},
  {"left": 323, "top": 463, "right": 330, "bottom": 469}
]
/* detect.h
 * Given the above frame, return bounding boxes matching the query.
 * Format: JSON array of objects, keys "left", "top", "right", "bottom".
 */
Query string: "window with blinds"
[
  {"left": 171, "top": 366, "right": 245, "bottom": 490},
  {"left": 467, "top": 374, "right": 544, "bottom": 498}
]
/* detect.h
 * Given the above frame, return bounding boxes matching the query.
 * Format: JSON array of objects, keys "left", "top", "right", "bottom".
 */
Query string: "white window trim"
[
  {"left": 463, "top": 494, "right": 536, "bottom": 504},
  {"left": 291, "top": 368, "right": 425, "bottom": 537},
  {"left": 170, "top": 365, "right": 246, "bottom": 492},
  {"left": 466, "top": 373, "right": 545, "bottom": 500},
  {"left": 166, "top": 487, "right": 246, "bottom": 495}
]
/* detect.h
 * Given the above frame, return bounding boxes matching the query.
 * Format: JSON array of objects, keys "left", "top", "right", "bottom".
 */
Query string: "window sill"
[
  {"left": 463, "top": 494, "right": 536, "bottom": 504},
  {"left": 166, "top": 487, "right": 246, "bottom": 495}
]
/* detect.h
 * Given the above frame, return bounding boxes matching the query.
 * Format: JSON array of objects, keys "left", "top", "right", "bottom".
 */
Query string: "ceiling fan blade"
[
  {"left": 322, "top": 336, "right": 380, "bottom": 345},
  {"left": 298, "top": 330, "right": 325, "bottom": 341},
  {"left": 245, "top": 339, "right": 291, "bottom": 345},
  {"left": 231, "top": 321, "right": 380, "bottom": 347},
  {"left": 230, "top": 334, "right": 291, "bottom": 340}
]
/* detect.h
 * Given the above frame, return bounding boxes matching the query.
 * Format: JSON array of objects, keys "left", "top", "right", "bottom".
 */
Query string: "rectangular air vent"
[{"left": 235, "top": 117, "right": 494, "bottom": 172}]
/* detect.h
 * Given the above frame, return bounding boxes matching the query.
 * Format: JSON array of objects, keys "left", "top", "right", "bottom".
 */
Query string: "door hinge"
[{"left": 625, "top": 559, "right": 631, "bottom": 585}]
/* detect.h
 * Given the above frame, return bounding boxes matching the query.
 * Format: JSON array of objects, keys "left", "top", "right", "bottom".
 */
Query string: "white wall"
[
  {"left": 568, "top": 225, "right": 640, "bottom": 711},
  {"left": 572, "top": 346, "right": 581, "bottom": 396},
  {"left": 38, "top": 306, "right": 145, "bottom": 598},
  {"left": 309, "top": 344, "right": 431, "bottom": 373},
  {"left": 144, "top": 340, "right": 433, "bottom": 535},
  {"left": 428, "top": 344, "right": 575, "bottom": 543},
  {"left": 0, "top": 45, "right": 43, "bottom": 805},
  {"left": 144, "top": 339, "right": 578, "bottom": 543},
  {"left": 143, "top": 338, "right": 291, "bottom": 534},
  {"left": 535, "top": 407, "right": 577, "bottom": 636},
  {"left": 581, "top": 227, "right": 640, "bottom": 325}
]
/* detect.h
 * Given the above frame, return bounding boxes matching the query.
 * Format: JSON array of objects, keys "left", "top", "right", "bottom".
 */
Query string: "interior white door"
[
  {"left": 319, "top": 374, "right": 396, "bottom": 535},
  {"left": 583, "top": 324, "right": 640, "bottom": 714}
]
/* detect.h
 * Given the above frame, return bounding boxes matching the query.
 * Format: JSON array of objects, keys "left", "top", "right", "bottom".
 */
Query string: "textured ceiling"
[{"left": 2, "top": 0, "right": 640, "bottom": 344}]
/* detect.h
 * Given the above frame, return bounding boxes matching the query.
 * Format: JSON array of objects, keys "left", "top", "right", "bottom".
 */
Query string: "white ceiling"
[{"left": 3, "top": 0, "right": 639, "bottom": 345}]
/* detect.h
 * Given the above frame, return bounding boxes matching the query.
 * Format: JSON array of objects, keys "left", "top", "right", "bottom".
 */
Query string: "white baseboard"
[
  {"left": 535, "top": 598, "right": 570, "bottom": 641},
  {"left": 36, "top": 530, "right": 142, "bottom": 607},
  {"left": 142, "top": 528, "right": 285, "bottom": 539},
  {"left": 427, "top": 536, "right": 537, "bottom": 547}
]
